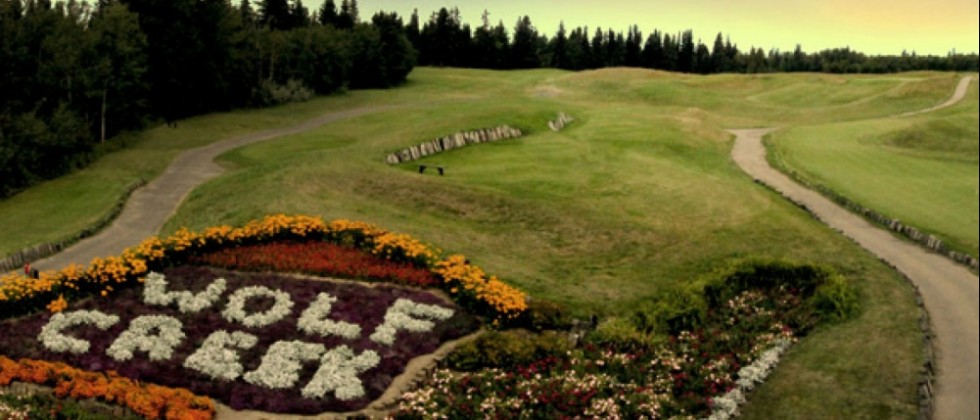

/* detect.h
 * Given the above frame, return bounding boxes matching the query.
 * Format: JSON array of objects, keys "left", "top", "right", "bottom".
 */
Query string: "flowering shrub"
[{"left": 0, "top": 355, "right": 214, "bottom": 419}]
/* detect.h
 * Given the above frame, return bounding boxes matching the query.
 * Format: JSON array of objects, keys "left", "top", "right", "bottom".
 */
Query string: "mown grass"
[
  {"left": 2, "top": 67, "right": 955, "bottom": 417},
  {"left": 768, "top": 75, "right": 979, "bottom": 258}
]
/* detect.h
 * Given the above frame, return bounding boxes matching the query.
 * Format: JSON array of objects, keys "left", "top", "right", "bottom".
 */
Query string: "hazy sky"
[{"left": 311, "top": 0, "right": 979, "bottom": 55}]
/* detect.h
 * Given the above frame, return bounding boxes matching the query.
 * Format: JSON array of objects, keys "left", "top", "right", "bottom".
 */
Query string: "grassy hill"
[
  {"left": 768, "top": 76, "right": 979, "bottom": 258},
  {"left": 3, "top": 67, "right": 968, "bottom": 417}
]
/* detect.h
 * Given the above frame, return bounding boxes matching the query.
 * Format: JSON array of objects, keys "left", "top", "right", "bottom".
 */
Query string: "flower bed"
[
  {"left": 393, "top": 260, "right": 856, "bottom": 419},
  {"left": 188, "top": 241, "right": 438, "bottom": 287},
  {"left": 0, "top": 215, "right": 527, "bottom": 416},
  {"left": 0, "top": 215, "right": 527, "bottom": 323},
  {"left": 0, "top": 355, "right": 212, "bottom": 419},
  {"left": 0, "top": 266, "right": 479, "bottom": 414}
]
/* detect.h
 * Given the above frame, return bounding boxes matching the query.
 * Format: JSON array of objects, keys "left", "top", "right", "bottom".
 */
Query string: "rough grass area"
[
  {"left": 768, "top": 76, "right": 979, "bottom": 258},
  {"left": 0, "top": 67, "right": 952, "bottom": 417}
]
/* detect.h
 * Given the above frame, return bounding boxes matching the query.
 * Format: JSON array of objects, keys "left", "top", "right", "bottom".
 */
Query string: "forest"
[{"left": 1, "top": 0, "right": 977, "bottom": 198}]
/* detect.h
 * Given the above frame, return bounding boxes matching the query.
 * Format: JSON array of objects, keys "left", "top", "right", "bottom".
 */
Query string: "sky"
[{"left": 310, "top": 0, "right": 980, "bottom": 56}]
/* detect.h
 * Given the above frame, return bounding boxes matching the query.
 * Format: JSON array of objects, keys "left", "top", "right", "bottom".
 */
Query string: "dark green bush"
[
  {"left": 446, "top": 330, "right": 572, "bottom": 371},
  {"left": 632, "top": 285, "right": 706, "bottom": 335},
  {"left": 515, "top": 299, "right": 575, "bottom": 331},
  {"left": 585, "top": 317, "right": 662, "bottom": 351}
]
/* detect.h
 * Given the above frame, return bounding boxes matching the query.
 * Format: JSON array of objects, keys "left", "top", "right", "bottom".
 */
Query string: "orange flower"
[{"left": 46, "top": 294, "right": 68, "bottom": 313}]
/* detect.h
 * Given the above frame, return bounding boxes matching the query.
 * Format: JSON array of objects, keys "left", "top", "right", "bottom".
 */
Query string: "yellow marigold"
[
  {"left": 372, "top": 232, "right": 439, "bottom": 263},
  {"left": 434, "top": 255, "right": 527, "bottom": 319},
  {"left": 328, "top": 219, "right": 385, "bottom": 237},
  {"left": 46, "top": 294, "right": 68, "bottom": 313}
]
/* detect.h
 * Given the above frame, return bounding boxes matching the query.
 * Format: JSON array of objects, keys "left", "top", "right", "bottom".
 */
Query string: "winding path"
[
  {"left": 34, "top": 106, "right": 391, "bottom": 271},
  {"left": 730, "top": 75, "right": 978, "bottom": 420}
]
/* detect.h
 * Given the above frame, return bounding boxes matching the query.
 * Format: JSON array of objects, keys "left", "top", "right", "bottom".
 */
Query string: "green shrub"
[
  {"left": 253, "top": 79, "right": 314, "bottom": 106},
  {"left": 446, "top": 330, "right": 572, "bottom": 371},
  {"left": 585, "top": 317, "right": 661, "bottom": 351},
  {"left": 517, "top": 299, "right": 575, "bottom": 331},
  {"left": 811, "top": 272, "right": 860, "bottom": 322},
  {"left": 632, "top": 285, "right": 706, "bottom": 335}
]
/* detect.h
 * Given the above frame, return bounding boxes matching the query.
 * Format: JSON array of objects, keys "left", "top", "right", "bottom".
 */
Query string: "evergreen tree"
[
  {"left": 694, "top": 40, "right": 711, "bottom": 73},
  {"left": 624, "top": 25, "right": 641, "bottom": 67},
  {"left": 290, "top": 0, "right": 309, "bottom": 27},
  {"left": 404, "top": 8, "right": 420, "bottom": 51},
  {"left": 591, "top": 27, "right": 606, "bottom": 67},
  {"left": 510, "top": 15, "right": 539, "bottom": 68},
  {"left": 710, "top": 33, "right": 726, "bottom": 72},
  {"left": 662, "top": 33, "right": 678, "bottom": 70},
  {"left": 258, "top": 0, "right": 290, "bottom": 30},
  {"left": 642, "top": 30, "right": 664, "bottom": 69},
  {"left": 677, "top": 30, "right": 694, "bottom": 72},
  {"left": 239, "top": 0, "right": 255, "bottom": 27},
  {"left": 549, "top": 21, "right": 570, "bottom": 69},
  {"left": 337, "top": 0, "right": 357, "bottom": 29},
  {"left": 318, "top": 0, "right": 337, "bottom": 26}
]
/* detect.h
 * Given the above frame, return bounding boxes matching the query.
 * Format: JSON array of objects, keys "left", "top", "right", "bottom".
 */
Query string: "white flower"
[
  {"left": 297, "top": 293, "right": 362, "bottom": 339},
  {"left": 244, "top": 340, "right": 326, "bottom": 389},
  {"left": 143, "top": 271, "right": 226, "bottom": 314},
  {"left": 302, "top": 345, "right": 380, "bottom": 400},
  {"left": 184, "top": 330, "right": 258, "bottom": 381},
  {"left": 37, "top": 310, "right": 119, "bottom": 354},
  {"left": 222, "top": 285, "right": 294, "bottom": 328},
  {"left": 106, "top": 315, "right": 185, "bottom": 362},
  {"left": 703, "top": 338, "right": 792, "bottom": 420},
  {"left": 369, "top": 298, "right": 454, "bottom": 346}
]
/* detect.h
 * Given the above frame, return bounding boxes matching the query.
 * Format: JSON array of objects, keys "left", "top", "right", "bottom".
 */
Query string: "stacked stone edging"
[
  {"left": 768, "top": 157, "right": 978, "bottom": 271},
  {"left": 548, "top": 112, "right": 574, "bottom": 132},
  {"left": 0, "top": 179, "right": 146, "bottom": 272},
  {"left": 385, "top": 125, "right": 523, "bottom": 165}
]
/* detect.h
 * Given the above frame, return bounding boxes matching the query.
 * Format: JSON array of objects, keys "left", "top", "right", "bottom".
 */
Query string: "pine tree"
[
  {"left": 677, "top": 30, "right": 694, "bottom": 72},
  {"left": 591, "top": 27, "right": 605, "bottom": 67},
  {"left": 510, "top": 15, "right": 539, "bottom": 68},
  {"left": 711, "top": 33, "right": 726, "bottom": 72},
  {"left": 318, "top": 0, "right": 337, "bottom": 26},
  {"left": 259, "top": 0, "right": 290, "bottom": 30},
  {"left": 549, "top": 21, "right": 569, "bottom": 69},
  {"left": 405, "top": 8, "right": 420, "bottom": 51},
  {"left": 290, "top": 0, "right": 309, "bottom": 27},
  {"left": 336, "top": 0, "right": 353, "bottom": 29},
  {"left": 641, "top": 30, "right": 663, "bottom": 69},
  {"left": 624, "top": 25, "right": 641, "bottom": 67}
]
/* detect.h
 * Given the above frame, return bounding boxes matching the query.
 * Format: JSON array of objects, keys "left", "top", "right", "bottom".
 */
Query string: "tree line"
[
  {"left": 0, "top": 0, "right": 415, "bottom": 198},
  {"left": 408, "top": 7, "right": 979, "bottom": 74}
]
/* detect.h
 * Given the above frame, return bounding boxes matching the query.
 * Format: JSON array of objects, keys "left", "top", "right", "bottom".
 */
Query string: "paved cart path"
[
  {"left": 34, "top": 106, "right": 391, "bottom": 271},
  {"left": 730, "top": 74, "right": 978, "bottom": 420}
]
